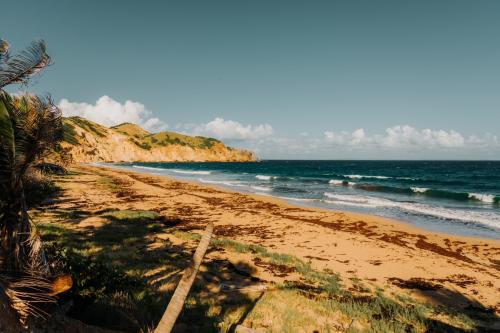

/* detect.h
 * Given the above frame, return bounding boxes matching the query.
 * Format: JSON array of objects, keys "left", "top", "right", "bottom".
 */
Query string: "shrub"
[
  {"left": 23, "top": 170, "right": 60, "bottom": 207},
  {"left": 45, "top": 244, "right": 158, "bottom": 331},
  {"left": 47, "top": 245, "right": 137, "bottom": 300}
]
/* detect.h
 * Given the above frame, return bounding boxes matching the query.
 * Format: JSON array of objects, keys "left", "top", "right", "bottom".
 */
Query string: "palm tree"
[
  {"left": 154, "top": 221, "right": 214, "bottom": 333},
  {"left": 0, "top": 38, "right": 63, "bottom": 325}
]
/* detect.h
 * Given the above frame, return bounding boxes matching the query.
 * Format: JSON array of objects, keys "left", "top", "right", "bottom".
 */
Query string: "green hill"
[{"left": 60, "top": 117, "right": 256, "bottom": 163}]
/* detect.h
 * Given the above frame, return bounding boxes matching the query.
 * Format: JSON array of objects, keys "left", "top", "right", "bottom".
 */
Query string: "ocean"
[{"left": 109, "top": 160, "right": 500, "bottom": 239}]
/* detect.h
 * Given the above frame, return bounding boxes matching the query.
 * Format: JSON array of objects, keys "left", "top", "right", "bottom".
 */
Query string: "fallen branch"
[{"left": 154, "top": 221, "right": 214, "bottom": 333}]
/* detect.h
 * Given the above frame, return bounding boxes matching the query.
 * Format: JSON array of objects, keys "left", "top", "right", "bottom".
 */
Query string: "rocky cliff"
[{"left": 60, "top": 117, "right": 257, "bottom": 163}]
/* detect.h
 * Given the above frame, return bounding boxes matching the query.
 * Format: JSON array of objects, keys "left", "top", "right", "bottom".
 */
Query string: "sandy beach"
[
  {"left": 37, "top": 164, "right": 499, "bottom": 316},
  {"left": 3, "top": 4, "right": 500, "bottom": 331}
]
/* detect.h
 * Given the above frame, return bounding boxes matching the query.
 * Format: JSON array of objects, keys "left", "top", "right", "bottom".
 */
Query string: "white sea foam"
[
  {"left": 276, "top": 196, "right": 316, "bottom": 202},
  {"left": 468, "top": 193, "right": 497, "bottom": 203},
  {"left": 170, "top": 169, "right": 211, "bottom": 175},
  {"left": 323, "top": 199, "right": 378, "bottom": 208},
  {"left": 411, "top": 187, "right": 429, "bottom": 193},
  {"left": 198, "top": 178, "right": 218, "bottom": 184},
  {"left": 329, "top": 179, "right": 355, "bottom": 186},
  {"left": 251, "top": 186, "right": 272, "bottom": 192},
  {"left": 256, "top": 175, "right": 275, "bottom": 180},
  {"left": 324, "top": 193, "right": 372, "bottom": 203},
  {"left": 132, "top": 165, "right": 166, "bottom": 171},
  {"left": 343, "top": 174, "right": 415, "bottom": 180},
  {"left": 323, "top": 193, "right": 500, "bottom": 229},
  {"left": 344, "top": 174, "right": 390, "bottom": 179},
  {"left": 132, "top": 165, "right": 211, "bottom": 175},
  {"left": 197, "top": 178, "right": 244, "bottom": 187}
]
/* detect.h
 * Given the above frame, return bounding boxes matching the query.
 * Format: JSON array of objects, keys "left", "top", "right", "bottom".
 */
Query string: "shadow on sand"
[{"left": 40, "top": 200, "right": 264, "bottom": 333}]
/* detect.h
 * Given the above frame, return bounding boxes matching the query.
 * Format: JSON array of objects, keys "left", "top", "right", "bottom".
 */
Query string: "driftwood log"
[{"left": 154, "top": 221, "right": 214, "bottom": 333}]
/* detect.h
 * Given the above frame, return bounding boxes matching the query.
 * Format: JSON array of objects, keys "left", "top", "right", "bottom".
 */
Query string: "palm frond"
[
  {"left": 11, "top": 94, "right": 62, "bottom": 181},
  {"left": 0, "top": 40, "right": 50, "bottom": 88},
  {"left": 0, "top": 92, "right": 15, "bottom": 201},
  {"left": 0, "top": 93, "right": 61, "bottom": 275},
  {"left": 0, "top": 273, "right": 55, "bottom": 323}
]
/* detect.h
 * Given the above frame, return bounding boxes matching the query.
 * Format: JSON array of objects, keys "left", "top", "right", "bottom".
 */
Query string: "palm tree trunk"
[{"left": 154, "top": 221, "right": 214, "bottom": 333}]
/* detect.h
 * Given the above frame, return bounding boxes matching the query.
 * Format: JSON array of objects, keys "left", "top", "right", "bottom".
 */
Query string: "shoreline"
[
  {"left": 101, "top": 162, "right": 499, "bottom": 243},
  {"left": 60, "top": 163, "right": 500, "bottom": 313}
]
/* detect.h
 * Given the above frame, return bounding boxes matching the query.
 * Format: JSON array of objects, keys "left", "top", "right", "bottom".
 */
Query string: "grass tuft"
[{"left": 100, "top": 210, "right": 160, "bottom": 222}]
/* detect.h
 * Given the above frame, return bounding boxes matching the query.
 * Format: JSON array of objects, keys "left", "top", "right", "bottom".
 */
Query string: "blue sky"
[{"left": 2, "top": 0, "right": 500, "bottom": 159}]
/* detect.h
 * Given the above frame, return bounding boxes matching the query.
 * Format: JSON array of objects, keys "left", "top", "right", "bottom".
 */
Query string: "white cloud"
[
  {"left": 225, "top": 124, "right": 499, "bottom": 159},
  {"left": 324, "top": 128, "right": 366, "bottom": 145},
  {"left": 179, "top": 117, "right": 273, "bottom": 140},
  {"left": 351, "top": 128, "right": 366, "bottom": 144},
  {"left": 325, "top": 125, "right": 471, "bottom": 149},
  {"left": 58, "top": 96, "right": 168, "bottom": 132},
  {"left": 466, "top": 133, "right": 499, "bottom": 147},
  {"left": 176, "top": 121, "right": 498, "bottom": 159},
  {"left": 378, "top": 125, "right": 465, "bottom": 148}
]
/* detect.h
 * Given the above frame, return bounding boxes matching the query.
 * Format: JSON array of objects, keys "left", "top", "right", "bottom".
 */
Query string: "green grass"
[
  {"left": 142, "top": 131, "right": 221, "bottom": 149},
  {"left": 62, "top": 121, "right": 79, "bottom": 145},
  {"left": 208, "top": 235, "right": 483, "bottom": 332},
  {"left": 111, "top": 122, "right": 150, "bottom": 137},
  {"left": 115, "top": 124, "right": 226, "bottom": 150},
  {"left": 100, "top": 210, "right": 160, "bottom": 222},
  {"left": 37, "top": 208, "right": 177, "bottom": 330},
  {"left": 129, "top": 138, "right": 152, "bottom": 150},
  {"left": 96, "top": 174, "right": 124, "bottom": 193},
  {"left": 197, "top": 136, "right": 221, "bottom": 149},
  {"left": 37, "top": 221, "right": 70, "bottom": 238},
  {"left": 67, "top": 116, "right": 108, "bottom": 137},
  {"left": 211, "top": 237, "right": 340, "bottom": 292}
]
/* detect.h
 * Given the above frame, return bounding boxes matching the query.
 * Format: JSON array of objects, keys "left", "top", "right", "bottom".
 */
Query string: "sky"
[{"left": 2, "top": 0, "right": 500, "bottom": 159}]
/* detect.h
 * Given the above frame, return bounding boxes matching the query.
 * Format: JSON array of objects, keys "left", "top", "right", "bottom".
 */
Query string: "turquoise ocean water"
[{"left": 109, "top": 161, "right": 500, "bottom": 239}]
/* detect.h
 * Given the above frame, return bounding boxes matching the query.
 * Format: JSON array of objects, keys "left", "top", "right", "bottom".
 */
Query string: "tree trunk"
[{"left": 154, "top": 221, "right": 214, "bottom": 333}]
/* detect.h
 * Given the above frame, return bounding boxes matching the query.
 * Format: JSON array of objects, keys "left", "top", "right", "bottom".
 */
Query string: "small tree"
[{"left": 0, "top": 38, "right": 63, "bottom": 324}]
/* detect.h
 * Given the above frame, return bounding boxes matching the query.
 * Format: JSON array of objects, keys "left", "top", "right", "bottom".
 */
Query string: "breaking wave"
[
  {"left": 255, "top": 175, "right": 277, "bottom": 180},
  {"left": 323, "top": 193, "right": 500, "bottom": 229},
  {"left": 250, "top": 185, "right": 272, "bottom": 192},
  {"left": 352, "top": 184, "right": 499, "bottom": 204},
  {"left": 169, "top": 169, "right": 211, "bottom": 175}
]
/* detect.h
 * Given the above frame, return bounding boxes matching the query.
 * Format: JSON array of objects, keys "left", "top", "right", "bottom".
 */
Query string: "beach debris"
[
  {"left": 154, "top": 220, "right": 214, "bottom": 333},
  {"left": 388, "top": 277, "right": 442, "bottom": 290}
]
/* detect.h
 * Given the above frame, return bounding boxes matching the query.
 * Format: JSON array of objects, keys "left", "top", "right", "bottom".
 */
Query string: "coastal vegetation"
[
  {"left": 34, "top": 200, "right": 491, "bottom": 332},
  {"left": 0, "top": 38, "right": 66, "bottom": 329}
]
